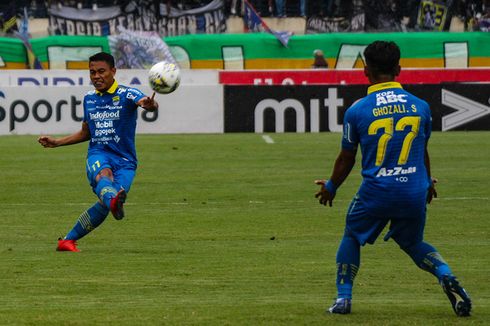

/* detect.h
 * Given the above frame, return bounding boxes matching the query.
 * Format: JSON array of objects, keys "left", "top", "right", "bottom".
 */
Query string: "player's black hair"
[
  {"left": 363, "top": 41, "right": 400, "bottom": 77},
  {"left": 89, "top": 52, "right": 115, "bottom": 68}
]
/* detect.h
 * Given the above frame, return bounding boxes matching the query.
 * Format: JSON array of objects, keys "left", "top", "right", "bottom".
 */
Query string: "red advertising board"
[{"left": 219, "top": 69, "right": 490, "bottom": 85}]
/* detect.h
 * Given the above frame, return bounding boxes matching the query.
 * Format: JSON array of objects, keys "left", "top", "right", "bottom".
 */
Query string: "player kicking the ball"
[
  {"left": 315, "top": 41, "right": 472, "bottom": 316},
  {"left": 39, "top": 52, "right": 158, "bottom": 252}
]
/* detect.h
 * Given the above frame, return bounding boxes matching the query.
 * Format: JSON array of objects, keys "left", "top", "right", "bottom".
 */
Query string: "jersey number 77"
[{"left": 368, "top": 116, "right": 421, "bottom": 166}]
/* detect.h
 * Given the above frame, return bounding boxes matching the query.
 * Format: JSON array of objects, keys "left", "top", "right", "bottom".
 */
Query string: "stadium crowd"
[
  {"left": 0, "top": 0, "right": 489, "bottom": 32},
  {"left": 1, "top": 0, "right": 488, "bottom": 19}
]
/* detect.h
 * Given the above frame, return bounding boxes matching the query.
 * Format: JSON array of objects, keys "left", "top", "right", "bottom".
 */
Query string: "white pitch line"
[
  {"left": 0, "top": 197, "right": 488, "bottom": 207},
  {"left": 436, "top": 197, "right": 490, "bottom": 200},
  {"left": 262, "top": 135, "right": 275, "bottom": 144}
]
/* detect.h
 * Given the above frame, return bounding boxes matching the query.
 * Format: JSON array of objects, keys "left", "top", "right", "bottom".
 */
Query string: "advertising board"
[
  {"left": 224, "top": 84, "right": 490, "bottom": 132},
  {"left": 0, "top": 85, "right": 223, "bottom": 135}
]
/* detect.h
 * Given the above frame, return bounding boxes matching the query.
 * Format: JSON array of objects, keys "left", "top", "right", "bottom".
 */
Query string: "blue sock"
[
  {"left": 335, "top": 233, "right": 361, "bottom": 299},
  {"left": 65, "top": 202, "right": 109, "bottom": 240},
  {"left": 94, "top": 176, "right": 118, "bottom": 209},
  {"left": 402, "top": 241, "right": 452, "bottom": 281}
]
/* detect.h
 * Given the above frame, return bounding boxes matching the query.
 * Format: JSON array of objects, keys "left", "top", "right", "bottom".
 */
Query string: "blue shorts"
[
  {"left": 85, "top": 151, "right": 136, "bottom": 195},
  {"left": 345, "top": 194, "right": 426, "bottom": 248}
]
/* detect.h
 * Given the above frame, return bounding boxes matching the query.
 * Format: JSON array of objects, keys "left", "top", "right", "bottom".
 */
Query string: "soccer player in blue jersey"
[
  {"left": 38, "top": 52, "right": 158, "bottom": 252},
  {"left": 315, "top": 41, "right": 472, "bottom": 316}
]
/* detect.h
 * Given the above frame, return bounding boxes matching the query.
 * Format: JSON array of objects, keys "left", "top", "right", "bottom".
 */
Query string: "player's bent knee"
[
  {"left": 95, "top": 168, "right": 114, "bottom": 182},
  {"left": 395, "top": 238, "right": 420, "bottom": 253}
]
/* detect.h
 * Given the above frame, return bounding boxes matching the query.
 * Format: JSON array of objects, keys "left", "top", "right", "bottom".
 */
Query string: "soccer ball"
[{"left": 148, "top": 61, "right": 181, "bottom": 94}]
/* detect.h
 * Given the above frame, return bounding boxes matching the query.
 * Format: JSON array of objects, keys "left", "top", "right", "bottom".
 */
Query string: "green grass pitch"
[{"left": 0, "top": 132, "right": 488, "bottom": 325}]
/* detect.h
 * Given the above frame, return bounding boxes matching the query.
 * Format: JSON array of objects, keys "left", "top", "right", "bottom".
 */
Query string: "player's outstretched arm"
[
  {"left": 315, "top": 149, "right": 356, "bottom": 207},
  {"left": 138, "top": 92, "right": 158, "bottom": 111},
  {"left": 38, "top": 122, "right": 91, "bottom": 148}
]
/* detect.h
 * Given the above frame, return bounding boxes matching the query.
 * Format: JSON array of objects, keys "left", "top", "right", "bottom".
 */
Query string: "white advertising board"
[
  {"left": 0, "top": 69, "right": 219, "bottom": 87},
  {"left": 0, "top": 85, "right": 223, "bottom": 135}
]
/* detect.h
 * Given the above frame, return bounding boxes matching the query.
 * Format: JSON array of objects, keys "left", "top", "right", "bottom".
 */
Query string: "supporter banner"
[
  {"left": 417, "top": 0, "right": 454, "bottom": 31},
  {"left": 108, "top": 28, "right": 176, "bottom": 69},
  {"left": 224, "top": 84, "right": 490, "bottom": 132},
  {"left": 0, "top": 85, "right": 223, "bottom": 135},
  {"left": 16, "top": 8, "right": 43, "bottom": 70},
  {"left": 48, "top": 0, "right": 226, "bottom": 36},
  {"left": 305, "top": 0, "right": 364, "bottom": 33},
  {"left": 306, "top": 15, "right": 365, "bottom": 33},
  {"left": 243, "top": 0, "right": 292, "bottom": 47},
  {"left": 0, "top": 3, "right": 18, "bottom": 34},
  {"left": 306, "top": 0, "right": 454, "bottom": 32},
  {"left": 1, "top": 32, "right": 490, "bottom": 70}
]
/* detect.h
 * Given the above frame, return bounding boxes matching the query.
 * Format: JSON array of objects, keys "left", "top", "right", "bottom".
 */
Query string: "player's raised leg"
[
  {"left": 109, "top": 165, "right": 136, "bottom": 220},
  {"left": 87, "top": 154, "right": 127, "bottom": 220},
  {"left": 110, "top": 189, "right": 126, "bottom": 220},
  {"left": 95, "top": 173, "right": 126, "bottom": 220}
]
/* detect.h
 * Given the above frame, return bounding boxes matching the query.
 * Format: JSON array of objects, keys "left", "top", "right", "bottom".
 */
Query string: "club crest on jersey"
[{"left": 112, "top": 95, "right": 120, "bottom": 106}]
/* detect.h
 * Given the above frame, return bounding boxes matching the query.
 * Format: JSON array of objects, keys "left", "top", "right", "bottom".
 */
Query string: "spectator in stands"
[
  {"left": 459, "top": 0, "right": 489, "bottom": 30},
  {"left": 398, "top": 0, "right": 420, "bottom": 29},
  {"left": 322, "top": 0, "right": 335, "bottom": 16},
  {"left": 297, "top": 0, "right": 306, "bottom": 17},
  {"left": 261, "top": 0, "right": 275, "bottom": 17},
  {"left": 80, "top": 1, "right": 97, "bottom": 10},
  {"left": 312, "top": 49, "right": 328, "bottom": 69},
  {"left": 228, "top": 0, "right": 241, "bottom": 15},
  {"left": 268, "top": 0, "right": 274, "bottom": 16},
  {"left": 477, "top": 0, "right": 490, "bottom": 30},
  {"left": 275, "top": 0, "right": 286, "bottom": 17},
  {"left": 251, "top": 0, "right": 267, "bottom": 15},
  {"left": 29, "top": 0, "right": 48, "bottom": 17}
]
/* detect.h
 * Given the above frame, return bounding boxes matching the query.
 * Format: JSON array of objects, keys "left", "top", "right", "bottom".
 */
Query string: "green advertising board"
[{"left": 0, "top": 32, "right": 488, "bottom": 69}]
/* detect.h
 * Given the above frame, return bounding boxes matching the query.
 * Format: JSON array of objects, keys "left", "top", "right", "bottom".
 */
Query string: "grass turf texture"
[{"left": 0, "top": 132, "right": 488, "bottom": 325}]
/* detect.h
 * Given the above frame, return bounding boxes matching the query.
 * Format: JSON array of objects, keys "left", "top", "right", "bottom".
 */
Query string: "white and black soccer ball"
[{"left": 148, "top": 61, "right": 181, "bottom": 94}]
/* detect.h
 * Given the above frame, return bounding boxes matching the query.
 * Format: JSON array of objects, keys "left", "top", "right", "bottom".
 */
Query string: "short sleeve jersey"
[
  {"left": 342, "top": 82, "right": 432, "bottom": 218},
  {"left": 83, "top": 81, "right": 146, "bottom": 163}
]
